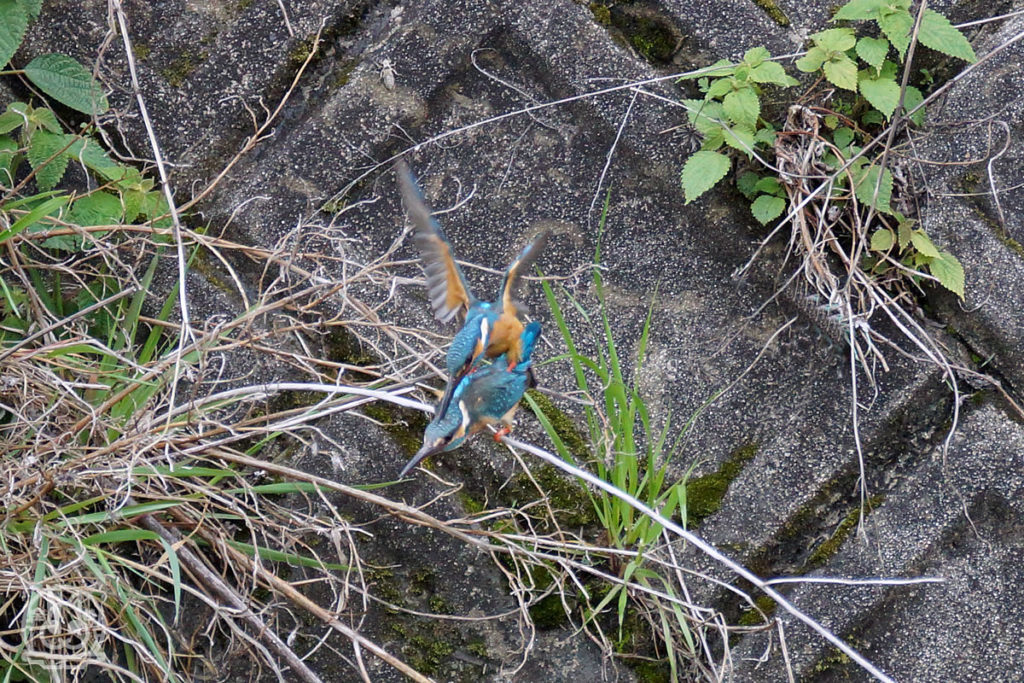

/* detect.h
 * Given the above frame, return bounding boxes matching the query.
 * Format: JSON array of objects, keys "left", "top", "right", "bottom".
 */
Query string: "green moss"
[
  {"left": 619, "top": 14, "right": 678, "bottom": 64},
  {"left": 504, "top": 463, "right": 597, "bottom": 529},
  {"left": 330, "top": 59, "right": 358, "bottom": 89},
  {"left": 466, "top": 640, "right": 488, "bottom": 658},
  {"left": 737, "top": 594, "right": 777, "bottom": 626},
  {"left": 683, "top": 442, "right": 759, "bottom": 527},
  {"left": 752, "top": 0, "right": 791, "bottom": 26},
  {"left": 524, "top": 563, "right": 572, "bottom": 629},
  {"left": 160, "top": 49, "right": 209, "bottom": 87},
  {"left": 368, "top": 568, "right": 406, "bottom": 608},
  {"left": 132, "top": 42, "right": 150, "bottom": 62},
  {"left": 362, "top": 401, "right": 429, "bottom": 457},
  {"left": 236, "top": 0, "right": 254, "bottom": 9},
  {"left": 525, "top": 389, "right": 591, "bottom": 460},
  {"left": 814, "top": 646, "right": 853, "bottom": 675},
  {"left": 457, "top": 490, "right": 486, "bottom": 515},
  {"left": 589, "top": 2, "right": 612, "bottom": 25},
  {"left": 631, "top": 660, "right": 671, "bottom": 683},
  {"left": 806, "top": 495, "right": 885, "bottom": 568}
]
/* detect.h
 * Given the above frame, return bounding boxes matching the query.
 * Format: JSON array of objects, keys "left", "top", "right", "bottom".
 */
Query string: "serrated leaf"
[
  {"left": 910, "top": 230, "right": 940, "bottom": 257},
  {"left": 856, "top": 36, "right": 890, "bottom": 70},
  {"left": 680, "top": 58, "right": 733, "bottom": 80},
  {"left": 0, "top": 134, "right": 17, "bottom": 187},
  {"left": 751, "top": 194, "right": 786, "bottom": 225},
  {"left": 29, "top": 106, "right": 62, "bottom": 134},
  {"left": 834, "top": 0, "right": 886, "bottom": 20},
  {"left": 737, "top": 171, "right": 760, "bottom": 199},
  {"left": 67, "top": 191, "right": 124, "bottom": 227},
  {"left": 796, "top": 46, "right": 827, "bottom": 73},
  {"left": 681, "top": 151, "right": 731, "bottom": 204},
  {"left": 929, "top": 250, "right": 964, "bottom": 298},
  {"left": 878, "top": 7, "right": 912, "bottom": 59},
  {"left": 27, "top": 130, "right": 70, "bottom": 191},
  {"left": 753, "top": 176, "right": 782, "bottom": 195},
  {"left": 723, "top": 124, "right": 756, "bottom": 155},
  {"left": 854, "top": 165, "right": 893, "bottom": 213},
  {"left": 811, "top": 28, "right": 857, "bottom": 53},
  {"left": 0, "top": 0, "right": 28, "bottom": 68},
  {"left": 754, "top": 125, "right": 776, "bottom": 146},
  {"left": 701, "top": 128, "right": 725, "bottom": 151},
  {"left": 0, "top": 106, "right": 26, "bottom": 135},
  {"left": 919, "top": 10, "right": 975, "bottom": 62},
  {"left": 65, "top": 137, "right": 130, "bottom": 183},
  {"left": 21, "top": 0, "right": 42, "bottom": 18},
  {"left": 870, "top": 228, "right": 894, "bottom": 251},
  {"left": 750, "top": 60, "right": 799, "bottom": 86},
  {"left": 723, "top": 87, "right": 760, "bottom": 128},
  {"left": 744, "top": 46, "right": 770, "bottom": 66},
  {"left": 706, "top": 77, "right": 733, "bottom": 99},
  {"left": 24, "top": 53, "right": 110, "bottom": 115},
  {"left": 824, "top": 56, "right": 858, "bottom": 91},
  {"left": 833, "top": 127, "right": 854, "bottom": 149},
  {"left": 858, "top": 70, "right": 901, "bottom": 118},
  {"left": 685, "top": 99, "right": 725, "bottom": 134},
  {"left": 123, "top": 189, "right": 145, "bottom": 223},
  {"left": 139, "top": 191, "right": 171, "bottom": 228},
  {"left": 902, "top": 85, "right": 925, "bottom": 125}
]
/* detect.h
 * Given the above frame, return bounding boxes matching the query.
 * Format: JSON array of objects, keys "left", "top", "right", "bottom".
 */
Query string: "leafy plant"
[{"left": 678, "top": 0, "right": 973, "bottom": 299}]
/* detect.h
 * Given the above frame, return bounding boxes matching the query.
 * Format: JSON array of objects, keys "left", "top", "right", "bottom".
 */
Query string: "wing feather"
[
  {"left": 498, "top": 230, "right": 550, "bottom": 316},
  {"left": 397, "top": 161, "right": 476, "bottom": 322}
]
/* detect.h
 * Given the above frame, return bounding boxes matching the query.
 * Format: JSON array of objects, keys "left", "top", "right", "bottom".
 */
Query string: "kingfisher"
[
  {"left": 399, "top": 321, "right": 542, "bottom": 477},
  {"left": 396, "top": 160, "right": 549, "bottom": 416}
]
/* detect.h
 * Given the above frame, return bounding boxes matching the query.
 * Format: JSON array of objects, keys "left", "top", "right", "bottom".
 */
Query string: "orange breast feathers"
[{"left": 487, "top": 312, "right": 525, "bottom": 366}]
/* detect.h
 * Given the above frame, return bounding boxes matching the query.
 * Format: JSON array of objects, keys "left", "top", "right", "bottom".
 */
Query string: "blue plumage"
[{"left": 399, "top": 322, "right": 542, "bottom": 477}]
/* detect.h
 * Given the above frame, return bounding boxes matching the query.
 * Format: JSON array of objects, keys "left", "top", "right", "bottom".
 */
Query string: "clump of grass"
[{"left": 524, "top": 196, "right": 697, "bottom": 678}]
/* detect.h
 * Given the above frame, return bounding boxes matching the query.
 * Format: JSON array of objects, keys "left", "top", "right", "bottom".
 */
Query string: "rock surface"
[{"left": 10, "top": 0, "right": 1024, "bottom": 680}]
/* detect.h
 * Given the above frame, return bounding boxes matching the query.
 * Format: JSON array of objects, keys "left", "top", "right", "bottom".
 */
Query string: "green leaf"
[
  {"left": 679, "top": 58, "right": 733, "bottom": 80},
  {"left": 21, "top": 0, "right": 42, "bottom": 18},
  {"left": 858, "top": 69, "right": 901, "bottom": 118},
  {"left": 736, "top": 171, "right": 759, "bottom": 199},
  {"left": 812, "top": 28, "right": 857, "bottom": 53},
  {"left": 878, "top": 7, "right": 912, "bottom": 59},
  {"left": 723, "top": 87, "right": 760, "bottom": 128},
  {"left": 861, "top": 109, "right": 884, "bottom": 125},
  {"left": 706, "top": 77, "right": 733, "bottom": 99},
  {"left": 684, "top": 99, "right": 725, "bottom": 134},
  {"left": 918, "top": 9, "right": 975, "bottom": 62},
  {"left": 27, "top": 129, "right": 70, "bottom": 191},
  {"left": 751, "top": 194, "right": 786, "bottom": 225},
  {"left": 833, "top": 126, "right": 854, "bottom": 149},
  {"left": 0, "top": 105, "right": 26, "bottom": 135},
  {"left": 750, "top": 60, "right": 799, "bottom": 86},
  {"left": 23, "top": 53, "right": 110, "bottom": 115},
  {"left": 824, "top": 114, "right": 839, "bottom": 129},
  {"left": 681, "top": 151, "right": 731, "bottom": 204},
  {"left": 701, "top": 128, "right": 725, "bottom": 151},
  {"left": 796, "top": 46, "right": 828, "bottom": 73},
  {"left": 65, "top": 136, "right": 131, "bottom": 183},
  {"left": 0, "top": 0, "right": 29, "bottom": 68},
  {"left": 722, "top": 125, "right": 755, "bottom": 156},
  {"left": 929, "top": 250, "right": 965, "bottom": 298},
  {"left": 854, "top": 165, "right": 893, "bottom": 213},
  {"left": 67, "top": 191, "right": 124, "bottom": 226},
  {"left": 856, "top": 36, "right": 890, "bottom": 70},
  {"left": 743, "top": 46, "right": 770, "bottom": 66},
  {"left": 910, "top": 229, "right": 940, "bottom": 257},
  {"left": 753, "top": 176, "right": 782, "bottom": 195},
  {"left": 824, "top": 55, "right": 858, "bottom": 91},
  {"left": 870, "top": 228, "right": 894, "bottom": 251},
  {"left": 833, "top": 0, "right": 886, "bottom": 20},
  {"left": 897, "top": 218, "right": 915, "bottom": 250},
  {"left": 0, "top": 134, "right": 17, "bottom": 187},
  {"left": 754, "top": 125, "right": 776, "bottom": 146},
  {"left": 902, "top": 85, "right": 925, "bottom": 125}
]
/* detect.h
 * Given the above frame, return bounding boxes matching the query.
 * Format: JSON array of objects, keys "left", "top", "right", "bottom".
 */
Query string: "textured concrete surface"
[{"left": 10, "top": 0, "right": 1024, "bottom": 680}]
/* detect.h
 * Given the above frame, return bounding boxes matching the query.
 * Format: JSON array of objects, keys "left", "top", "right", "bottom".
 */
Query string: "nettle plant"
[{"left": 679, "top": 0, "right": 974, "bottom": 298}]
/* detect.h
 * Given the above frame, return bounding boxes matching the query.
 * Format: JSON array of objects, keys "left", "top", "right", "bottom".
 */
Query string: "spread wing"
[
  {"left": 498, "top": 230, "right": 550, "bottom": 317},
  {"left": 396, "top": 160, "right": 476, "bottom": 323}
]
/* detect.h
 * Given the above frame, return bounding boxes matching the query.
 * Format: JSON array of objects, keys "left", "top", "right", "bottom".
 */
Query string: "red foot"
[{"left": 493, "top": 426, "right": 511, "bottom": 441}]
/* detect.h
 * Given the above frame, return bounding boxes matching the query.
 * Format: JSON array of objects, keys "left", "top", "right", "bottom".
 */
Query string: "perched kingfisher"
[
  {"left": 396, "top": 160, "right": 549, "bottom": 416},
  {"left": 400, "top": 321, "right": 542, "bottom": 477}
]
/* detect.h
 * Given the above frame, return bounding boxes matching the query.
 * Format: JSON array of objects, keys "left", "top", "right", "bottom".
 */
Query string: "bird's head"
[{"left": 399, "top": 395, "right": 471, "bottom": 478}]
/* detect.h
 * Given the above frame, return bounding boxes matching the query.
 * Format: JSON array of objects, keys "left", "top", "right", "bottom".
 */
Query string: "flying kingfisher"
[
  {"left": 399, "top": 321, "right": 542, "bottom": 477},
  {"left": 396, "top": 160, "right": 549, "bottom": 418}
]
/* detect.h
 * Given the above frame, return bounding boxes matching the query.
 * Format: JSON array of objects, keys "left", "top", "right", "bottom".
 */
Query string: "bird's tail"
[{"left": 515, "top": 321, "right": 542, "bottom": 371}]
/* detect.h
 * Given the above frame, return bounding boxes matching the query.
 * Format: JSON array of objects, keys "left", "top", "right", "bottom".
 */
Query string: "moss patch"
[
  {"left": 737, "top": 594, "right": 777, "bottom": 626},
  {"left": 806, "top": 495, "right": 885, "bottom": 568},
  {"left": 683, "top": 442, "right": 759, "bottom": 527},
  {"left": 132, "top": 42, "right": 151, "bottom": 62},
  {"left": 525, "top": 389, "right": 591, "bottom": 460},
  {"left": 752, "top": 0, "right": 791, "bottom": 26},
  {"left": 362, "top": 401, "right": 429, "bottom": 458},
  {"left": 160, "top": 49, "right": 209, "bottom": 87},
  {"left": 504, "top": 463, "right": 597, "bottom": 529}
]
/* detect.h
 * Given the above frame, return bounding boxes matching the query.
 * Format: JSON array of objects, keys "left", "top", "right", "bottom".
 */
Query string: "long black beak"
[{"left": 399, "top": 441, "right": 445, "bottom": 478}]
